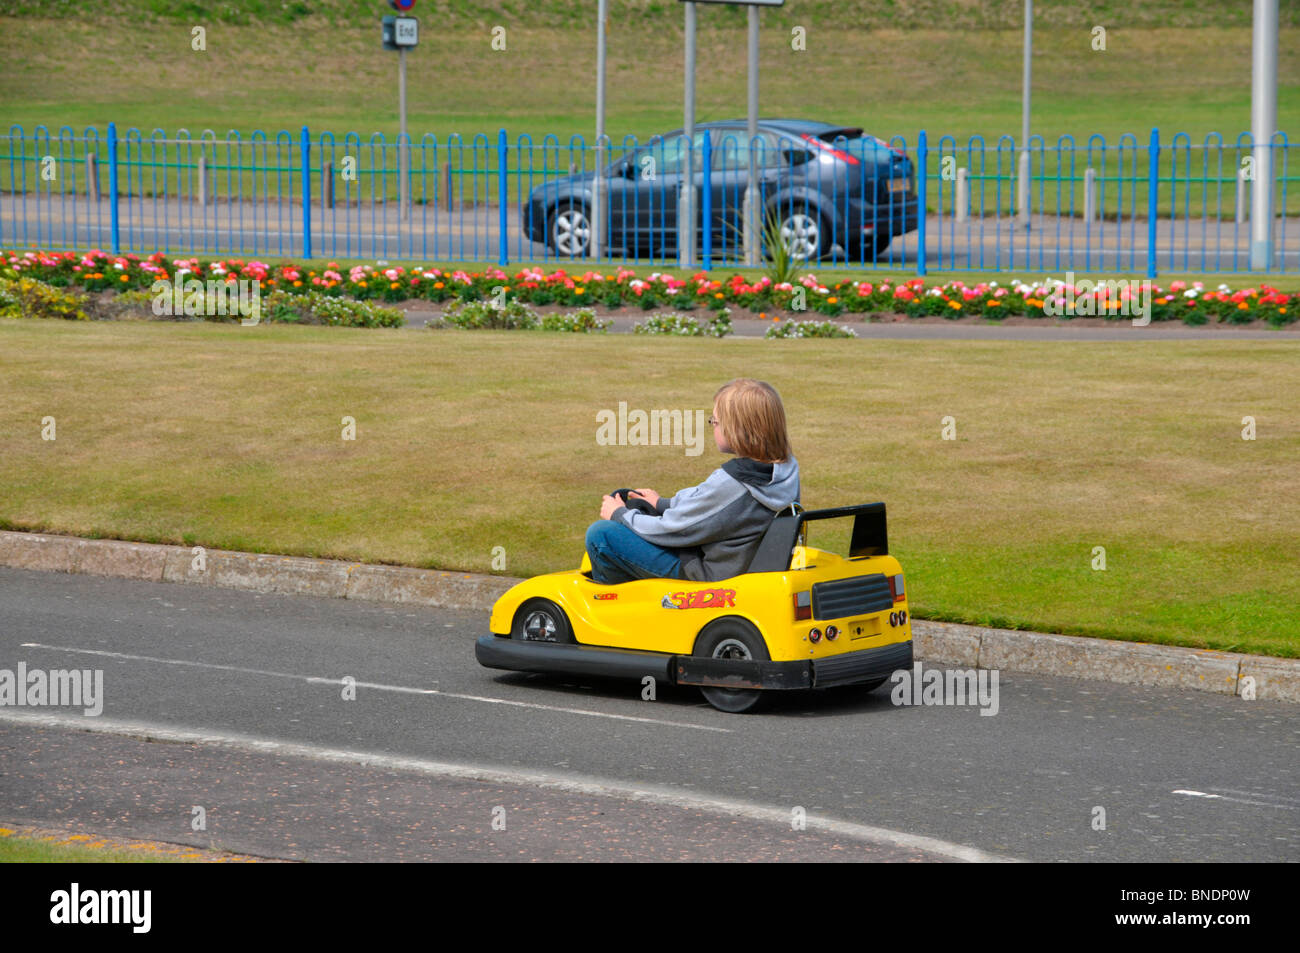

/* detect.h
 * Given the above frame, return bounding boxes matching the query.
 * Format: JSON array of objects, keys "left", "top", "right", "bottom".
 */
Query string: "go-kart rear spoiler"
[{"left": 747, "top": 502, "right": 888, "bottom": 573}]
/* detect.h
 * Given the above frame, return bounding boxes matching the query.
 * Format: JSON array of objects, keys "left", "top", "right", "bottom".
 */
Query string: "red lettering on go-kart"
[{"left": 662, "top": 588, "right": 737, "bottom": 610}]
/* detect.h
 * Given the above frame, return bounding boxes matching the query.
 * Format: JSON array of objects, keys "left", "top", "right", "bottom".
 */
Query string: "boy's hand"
[
  {"left": 630, "top": 488, "right": 660, "bottom": 507},
  {"left": 600, "top": 493, "right": 624, "bottom": 520}
]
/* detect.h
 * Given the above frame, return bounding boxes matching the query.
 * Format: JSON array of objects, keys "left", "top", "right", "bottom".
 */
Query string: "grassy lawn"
[
  {"left": 0, "top": 318, "right": 1296, "bottom": 657},
  {"left": 0, "top": 826, "right": 187, "bottom": 862}
]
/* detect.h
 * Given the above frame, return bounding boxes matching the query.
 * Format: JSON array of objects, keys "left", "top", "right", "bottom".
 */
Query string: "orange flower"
[
  {"left": 1237, "top": 302, "right": 1249, "bottom": 310},
  {"left": 827, "top": 297, "right": 838, "bottom": 304},
  {"left": 120, "top": 275, "right": 129, "bottom": 282},
  {"left": 714, "top": 292, "right": 724, "bottom": 299},
  {"left": 575, "top": 287, "right": 585, "bottom": 295},
  {"left": 294, "top": 280, "right": 304, "bottom": 287},
  {"left": 433, "top": 281, "right": 444, "bottom": 289}
]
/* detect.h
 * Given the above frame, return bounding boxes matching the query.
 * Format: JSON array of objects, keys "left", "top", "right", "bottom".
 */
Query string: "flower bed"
[{"left": 2, "top": 249, "right": 1296, "bottom": 328}]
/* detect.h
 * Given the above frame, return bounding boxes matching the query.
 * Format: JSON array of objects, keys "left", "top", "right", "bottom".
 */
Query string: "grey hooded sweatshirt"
[{"left": 610, "top": 456, "right": 801, "bottom": 582}]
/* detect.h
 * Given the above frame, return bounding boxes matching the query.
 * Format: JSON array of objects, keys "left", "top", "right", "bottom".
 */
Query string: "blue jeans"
[{"left": 585, "top": 519, "right": 684, "bottom": 584}]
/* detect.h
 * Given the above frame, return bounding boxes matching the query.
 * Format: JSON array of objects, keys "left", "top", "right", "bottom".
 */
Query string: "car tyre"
[
  {"left": 693, "top": 618, "right": 770, "bottom": 714},
  {"left": 767, "top": 204, "right": 832, "bottom": 263},
  {"left": 511, "top": 598, "right": 575, "bottom": 644},
  {"left": 851, "top": 232, "right": 892, "bottom": 262},
  {"left": 548, "top": 201, "right": 592, "bottom": 258}
]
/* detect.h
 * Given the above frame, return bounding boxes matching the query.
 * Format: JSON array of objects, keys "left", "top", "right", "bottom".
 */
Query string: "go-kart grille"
[{"left": 812, "top": 573, "right": 893, "bottom": 620}]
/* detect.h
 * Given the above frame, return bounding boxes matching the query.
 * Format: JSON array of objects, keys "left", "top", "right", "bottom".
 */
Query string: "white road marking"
[
  {"left": 1173, "top": 789, "right": 1294, "bottom": 809},
  {"left": 17, "top": 642, "right": 729, "bottom": 733},
  {"left": 0, "top": 710, "right": 1012, "bottom": 862}
]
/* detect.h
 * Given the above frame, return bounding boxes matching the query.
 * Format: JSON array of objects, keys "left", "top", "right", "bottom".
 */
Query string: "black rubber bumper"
[
  {"left": 476, "top": 635, "right": 912, "bottom": 691},
  {"left": 476, "top": 635, "right": 674, "bottom": 682}
]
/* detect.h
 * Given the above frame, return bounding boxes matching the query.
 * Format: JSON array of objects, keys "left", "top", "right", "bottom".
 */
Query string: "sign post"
[
  {"left": 593, "top": 0, "right": 608, "bottom": 260},
  {"left": 1250, "top": 0, "right": 1278, "bottom": 270},
  {"left": 679, "top": 1, "right": 697, "bottom": 266},
  {"left": 383, "top": 0, "right": 419, "bottom": 220},
  {"left": 682, "top": 1, "right": 783, "bottom": 265}
]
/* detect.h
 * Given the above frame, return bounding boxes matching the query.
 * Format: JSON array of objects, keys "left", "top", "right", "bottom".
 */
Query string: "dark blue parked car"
[{"left": 523, "top": 119, "right": 918, "bottom": 262}]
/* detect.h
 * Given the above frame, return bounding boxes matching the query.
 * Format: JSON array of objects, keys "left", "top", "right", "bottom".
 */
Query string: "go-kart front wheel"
[
  {"left": 694, "top": 619, "right": 770, "bottom": 714},
  {"left": 510, "top": 598, "right": 575, "bottom": 644}
]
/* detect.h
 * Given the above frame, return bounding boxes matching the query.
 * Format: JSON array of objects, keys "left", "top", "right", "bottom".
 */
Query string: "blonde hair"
[{"left": 713, "top": 379, "right": 793, "bottom": 464}]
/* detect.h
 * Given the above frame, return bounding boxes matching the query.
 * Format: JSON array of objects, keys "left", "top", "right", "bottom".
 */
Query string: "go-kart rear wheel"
[
  {"left": 694, "top": 618, "right": 770, "bottom": 714},
  {"left": 511, "top": 598, "right": 575, "bottom": 644}
]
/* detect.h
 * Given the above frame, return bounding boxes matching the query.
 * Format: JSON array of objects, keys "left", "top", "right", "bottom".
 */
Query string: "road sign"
[
  {"left": 390, "top": 0, "right": 416, "bottom": 11},
  {"left": 382, "top": 15, "right": 418, "bottom": 48}
]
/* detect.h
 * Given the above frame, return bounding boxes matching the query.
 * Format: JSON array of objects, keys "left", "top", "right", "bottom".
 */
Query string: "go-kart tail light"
[
  {"left": 825, "top": 625, "right": 839, "bottom": 641},
  {"left": 794, "top": 591, "right": 812, "bottom": 621},
  {"left": 808, "top": 627, "right": 822, "bottom": 643},
  {"left": 889, "top": 573, "right": 905, "bottom": 604}
]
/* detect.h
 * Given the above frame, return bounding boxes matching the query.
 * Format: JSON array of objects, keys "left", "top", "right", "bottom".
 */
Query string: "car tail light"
[
  {"left": 794, "top": 591, "right": 812, "bottom": 621},
  {"left": 808, "top": 627, "right": 822, "bottom": 643},
  {"left": 825, "top": 625, "right": 839, "bottom": 641},
  {"left": 873, "top": 135, "right": 908, "bottom": 159},
  {"left": 888, "top": 573, "right": 906, "bottom": 604},
  {"left": 801, "top": 134, "right": 859, "bottom": 166}
]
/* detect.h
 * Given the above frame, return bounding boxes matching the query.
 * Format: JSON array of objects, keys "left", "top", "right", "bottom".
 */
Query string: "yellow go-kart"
[{"left": 475, "top": 503, "right": 912, "bottom": 713}]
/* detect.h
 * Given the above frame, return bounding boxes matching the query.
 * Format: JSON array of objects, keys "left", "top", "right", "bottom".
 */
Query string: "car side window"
[
  {"left": 643, "top": 131, "right": 708, "bottom": 176},
  {"left": 712, "top": 132, "right": 789, "bottom": 171}
]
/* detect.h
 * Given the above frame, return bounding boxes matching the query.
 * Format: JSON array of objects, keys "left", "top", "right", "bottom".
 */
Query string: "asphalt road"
[
  {"left": 1, "top": 566, "right": 1296, "bottom": 862},
  {"left": 8, "top": 194, "right": 1296, "bottom": 272}
]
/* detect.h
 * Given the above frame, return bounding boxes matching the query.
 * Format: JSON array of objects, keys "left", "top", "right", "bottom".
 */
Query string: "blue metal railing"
[{"left": 2, "top": 124, "right": 1295, "bottom": 274}]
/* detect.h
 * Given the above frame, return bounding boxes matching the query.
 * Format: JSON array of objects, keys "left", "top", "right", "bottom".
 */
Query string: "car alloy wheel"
[
  {"left": 551, "top": 205, "right": 592, "bottom": 257},
  {"left": 778, "top": 212, "right": 824, "bottom": 262}
]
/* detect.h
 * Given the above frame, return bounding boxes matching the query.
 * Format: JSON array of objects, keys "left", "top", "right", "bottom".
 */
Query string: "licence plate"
[
  {"left": 848, "top": 617, "right": 883, "bottom": 640},
  {"left": 888, "top": 177, "right": 909, "bottom": 193}
]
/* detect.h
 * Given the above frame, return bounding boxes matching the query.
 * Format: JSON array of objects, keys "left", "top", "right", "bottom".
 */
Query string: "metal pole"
[
  {"left": 1250, "top": 0, "right": 1278, "bottom": 271},
  {"left": 744, "top": 2, "right": 760, "bottom": 265},
  {"left": 679, "top": 1, "right": 697, "bottom": 265},
  {"left": 1021, "top": 0, "right": 1032, "bottom": 230},
  {"left": 398, "top": 46, "right": 409, "bottom": 221},
  {"left": 592, "top": 0, "right": 608, "bottom": 261},
  {"left": 107, "top": 121, "right": 120, "bottom": 254},
  {"left": 301, "top": 125, "right": 312, "bottom": 260}
]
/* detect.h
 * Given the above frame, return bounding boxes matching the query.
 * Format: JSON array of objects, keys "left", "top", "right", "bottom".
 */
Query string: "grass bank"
[{"left": 1, "top": 319, "right": 1296, "bottom": 657}]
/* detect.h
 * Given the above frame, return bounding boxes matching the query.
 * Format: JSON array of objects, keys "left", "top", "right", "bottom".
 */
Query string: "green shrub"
[
  {"left": 540, "top": 308, "right": 611, "bottom": 333},
  {"left": 764, "top": 319, "right": 857, "bottom": 339},
  {"left": 632, "top": 310, "right": 732, "bottom": 337},
  {"left": 0, "top": 277, "right": 89, "bottom": 320},
  {"left": 264, "top": 290, "right": 403, "bottom": 327},
  {"left": 440, "top": 298, "right": 539, "bottom": 330}
]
